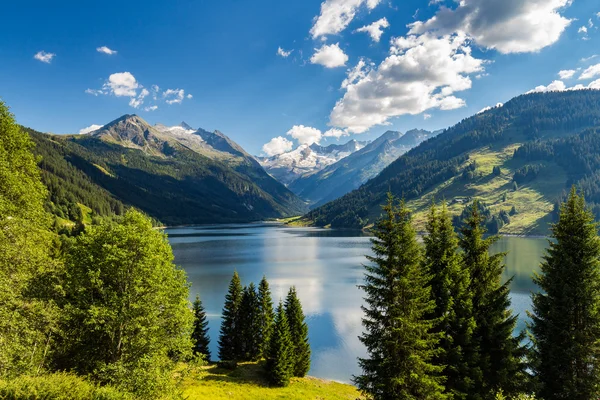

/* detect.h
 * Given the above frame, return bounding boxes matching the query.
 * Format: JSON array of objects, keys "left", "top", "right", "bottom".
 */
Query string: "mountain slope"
[
  {"left": 31, "top": 115, "right": 307, "bottom": 225},
  {"left": 289, "top": 129, "right": 438, "bottom": 207},
  {"left": 302, "top": 90, "right": 600, "bottom": 235}
]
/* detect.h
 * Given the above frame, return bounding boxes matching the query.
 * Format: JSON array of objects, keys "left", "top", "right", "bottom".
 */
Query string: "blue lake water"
[{"left": 166, "top": 223, "right": 546, "bottom": 383}]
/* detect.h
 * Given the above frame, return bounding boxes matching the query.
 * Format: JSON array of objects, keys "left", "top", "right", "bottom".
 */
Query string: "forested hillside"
[{"left": 302, "top": 90, "right": 600, "bottom": 234}]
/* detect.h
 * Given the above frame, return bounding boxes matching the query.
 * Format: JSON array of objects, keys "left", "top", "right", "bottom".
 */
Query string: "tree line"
[{"left": 357, "top": 189, "right": 600, "bottom": 400}]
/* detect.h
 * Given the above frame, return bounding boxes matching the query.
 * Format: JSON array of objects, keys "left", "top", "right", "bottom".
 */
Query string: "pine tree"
[
  {"left": 285, "top": 286, "right": 311, "bottom": 377},
  {"left": 355, "top": 193, "right": 446, "bottom": 400},
  {"left": 530, "top": 187, "right": 600, "bottom": 399},
  {"left": 191, "top": 294, "right": 211, "bottom": 362},
  {"left": 424, "top": 202, "right": 478, "bottom": 400},
  {"left": 459, "top": 200, "right": 526, "bottom": 398},
  {"left": 218, "top": 271, "right": 243, "bottom": 361},
  {"left": 239, "top": 282, "right": 262, "bottom": 361},
  {"left": 266, "top": 301, "right": 294, "bottom": 387},
  {"left": 258, "top": 276, "right": 274, "bottom": 359}
]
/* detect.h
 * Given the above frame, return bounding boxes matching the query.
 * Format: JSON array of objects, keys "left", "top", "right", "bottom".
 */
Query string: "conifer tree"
[
  {"left": 355, "top": 193, "right": 446, "bottom": 399},
  {"left": 239, "top": 282, "right": 262, "bottom": 361},
  {"left": 191, "top": 294, "right": 211, "bottom": 362},
  {"left": 424, "top": 202, "right": 478, "bottom": 400},
  {"left": 266, "top": 301, "right": 294, "bottom": 387},
  {"left": 218, "top": 271, "right": 243, "bottom": 361},
  {"left": 530, "top": 187, "right": 600, "bottom": 399},
  {"left": 258, "top": 276, "right": 274, "bottom": 359},
  {"left": 459, "top": 201, "right": 526, "bottom": 398},
  {"left": 285, "top": 286, "right": 311, "bottom": 377}
]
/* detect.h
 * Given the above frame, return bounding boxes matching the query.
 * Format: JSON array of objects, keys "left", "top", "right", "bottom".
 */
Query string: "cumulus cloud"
[
  {"left": 310, "top": 43, "right": 348, "bottom": 68},
  {"left": 96, "top": 46, "right": 117, "bottom": 55},
  {"left": 186, "top": 93, "right": 193, "bottom": 99},
  {"left": 558, "top": 69, "right": 577, "bottom": 79},
  {"left": 579, "top": 26, "right": 588, "bottom": 34},
  {"left": 287, "top": 125, "right": 323, "bottom": 145},
  {"left": 355, "top": 17, "right": 390, "bottom": 42},
  {"left": 34, "top": 51, "right": 55, "bottom": 63},
  {"left": 329, "top": 33, "right": 484, "bottom": 133},
  {"left": 129, "top": 88, "right": 149, "bottom": 108},
  {"left": 164, "top": 89, "right": 185, "bottom": 104},
  {"left": 277, "top": 47, "right": 293, "bottom": 58},
  {"left": 262, "top": 136, "right": 294, "bottom": 156},
  {"left": 103, "top": 72, "right": 140, "bottom": 97},
  {"left": 144, "top": 105, "right": 158, "bottom": 112},
  {"left": 310, "top": 0, "right": 382, "bottom": 39},
  {"left": 323, "top": 128, "right": 349, "bottom": 139},
  {"left": 527, "top": 80, "right": 567, "bottom": 93},
  {"left": 477, "top": 102, "right": 504, "bottom": 114},
  {"left": 580, "top": 63, "right": 600, "bottom": 80},
  {"left": 409, "top": 0, "right": 572, "bottom": 54},
  {"left": 79, "top": 124, "right": 103, "bottom": 135},
  {"left": 423, "top": 113, "right": 432, "bottom": 120}
]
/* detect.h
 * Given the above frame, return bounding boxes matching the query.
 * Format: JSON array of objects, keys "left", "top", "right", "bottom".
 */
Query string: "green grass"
[{"left": 178, "top": 362, "right": 363, "bottom": 400}]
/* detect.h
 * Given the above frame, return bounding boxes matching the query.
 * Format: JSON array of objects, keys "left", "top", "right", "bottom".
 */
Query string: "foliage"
[
  {"left": 284, "top": 287, "right": 311, "bottom": 378},
  {"left": 355, "top": 194, "right": 446, "bottom": 399},
  {"left": 55, "top": 210, "right": 193, "bottom": 398},
  {"left": 530, "top": 187, "right": 600, "bottom": 399},
  {"left": 257, "top": 276, "right": 274, "bottom": 359},
  {"left": 239, "top": 283, "right": 262, "bottom": 361},
  {"left": 191, "top": 294, "right": 211, "bottom": 362},
  {"left": 453, "top": 200, "right": 507, "bottom": 234},
  {"left": 424, "top": 202, "right": 477, "bottom": 399},
  {"left": 266, "top": 302, "right": 294, "bottom": 387},
  {"left": 218, "top": 271, "right": 243, "bottom": 361}
]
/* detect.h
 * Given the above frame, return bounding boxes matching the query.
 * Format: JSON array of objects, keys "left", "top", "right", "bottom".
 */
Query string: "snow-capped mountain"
[{"left": 257, "top": 140, "right": 367, "bottom": 186}]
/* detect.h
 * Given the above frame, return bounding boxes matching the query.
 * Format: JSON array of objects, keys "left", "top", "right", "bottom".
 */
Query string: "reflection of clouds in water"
[{"left": 269, "top": 276, "right": 324, "bottom": 314}]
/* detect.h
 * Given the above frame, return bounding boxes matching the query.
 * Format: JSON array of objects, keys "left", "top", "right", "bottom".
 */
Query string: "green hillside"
[{"left": 302, "top": 90, "right": 600, "bottom": 235}]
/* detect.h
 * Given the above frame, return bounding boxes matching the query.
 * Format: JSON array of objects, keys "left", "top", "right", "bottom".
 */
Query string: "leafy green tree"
[
  {"left": 0, "top": 100, "right": 60, "bottom": 377},
  {"left": 58, "top": 209, "right": 193, "bottom": 398},
  {"left": 285, "top": 286, "right": 311, "bottom": 377},
  {"left": 218, "top": 271, "right": 243, "bottom": 361},
  {"left": 530, "top": 187, "right": 600, "bottom": 399},
  {"left": 191, "top": 294, "right": 211, "bottom": 362},
  {"left": 459, "top": 201, "right": 526, "bottom": 398},
  {"left": 266, "top": 302, "right": 294, "bottom": 387},
  {"left": 424, "top": 202, "right": 478, "bottom": 400},
  {"left": 355, "top": 194, "right": 446, "bottom": 399},
  {"left": 239, "top": 282, "right": 262, "bottom": 361},
  {"left": 258, "top": 276, "right": 274, "bottom": 359}
]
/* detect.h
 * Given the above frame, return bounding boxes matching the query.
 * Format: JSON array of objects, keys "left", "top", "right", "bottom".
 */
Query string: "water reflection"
[{"left": 167, "top": 224, "right": 545, "bottom": 383}]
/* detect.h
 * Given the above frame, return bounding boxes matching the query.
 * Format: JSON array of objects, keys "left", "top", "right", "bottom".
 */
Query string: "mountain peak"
[{"left": 180, "top": 121, "right": 194, "bottom": 130}]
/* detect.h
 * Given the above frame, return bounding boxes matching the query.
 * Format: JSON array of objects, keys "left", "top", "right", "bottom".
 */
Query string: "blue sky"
[{"left": 1, "top": 0, "right": 599, "bottom": 155}]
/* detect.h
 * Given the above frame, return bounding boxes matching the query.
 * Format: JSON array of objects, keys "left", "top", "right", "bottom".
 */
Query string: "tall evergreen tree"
[
  {"left": 266, "top": 301, "right": 294, "bottom": 387},
  {"left": 239, "top": 282, "right": 262, "bottom": 361},
  {"left": 258, "top": 276, "right": 274, "bottom": 359},
  {"left": 459, "top": 201, "right": 526, "bottom": 398},
  {"left": 424, "top": 202, "right": 478, "bottom": 400},
  {"left": 284, "top": 286, "right": 311, "bottom": 377},
  {"left": 218, "top": 271, "right": 243, "bottom": 361},
  {"left": 355, "top": 193, "right": 446, "bottom": 400},
  {"left": 530, "top": 187, "right": 600, "bottom": 399},
  {"left": 191, "top": 294, "right": 211, "bottom": 362}
]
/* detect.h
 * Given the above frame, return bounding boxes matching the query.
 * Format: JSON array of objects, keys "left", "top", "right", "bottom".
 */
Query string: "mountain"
[
  {"left": 302, "top": 90, "right": 600, "bottom": 235},
  {"left": 289, "top": 129, "right": 439, "bottom": 207},
  {"left": 30, "top": 115, "right": 307, "bottom": 225},
  {"left": 257, "top": 140, "right": 366, "bottom": 186}
]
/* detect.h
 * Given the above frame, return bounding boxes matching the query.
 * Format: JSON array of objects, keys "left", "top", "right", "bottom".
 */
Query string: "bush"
[
  {"left": 0, "top": 373, "right": 132, "bottom": 399},
  {"left": 217, "top": 361, "right": 238, "bottom": 370}
]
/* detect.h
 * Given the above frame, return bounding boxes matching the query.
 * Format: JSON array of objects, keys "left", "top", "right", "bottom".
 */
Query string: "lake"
[{"left": 166, "top": 223, "right": 547, "bottom": 383}]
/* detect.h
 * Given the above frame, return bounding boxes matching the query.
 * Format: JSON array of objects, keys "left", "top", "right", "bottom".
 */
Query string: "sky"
[{"left": 1, "top": 0, "right": 599, "bottom": 156}]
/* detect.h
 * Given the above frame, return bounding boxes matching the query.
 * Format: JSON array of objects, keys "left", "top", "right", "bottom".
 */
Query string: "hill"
[
  {"left": 301, "top": 90, "right": 600, "bottom": 235},
  {"left": 29, "top": 115, "right": 307, "bottom": 226}
]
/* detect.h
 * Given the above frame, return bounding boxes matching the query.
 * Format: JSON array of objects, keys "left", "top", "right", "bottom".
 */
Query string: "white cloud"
[
  {"left": 527, "top": 80, "right": 567, "bottom": 93},
  {"left": 164, "top": 89, "right": 185, "bottom": 104},
  {"left": 96, "top": 46, "right": 117, "bottom": 55},
  {"left": 277, "top": 47, "right": 293, "bottom": 58},
  {"left": 580, "top": 63, "right": 600, "bottom": 80},
  {"left": 129, "top": 88, "right": 149, "bottom": 108},
  {"left": 262, "top": 136, "right": 294, "bottom": 156},
  {"left": 477, "top": 102, "right": 504, "bottom": 114},
  {"left": 186, "top": 94, "right": 193, "bottom": 99},
  {"left": 79, "top": 124, "right": 103, "bottom": 135},
  {"left": 144, "top": 105, "right": 158, "bottom": 112},
  {"left": 581, "top": 54, "right": 599, "bottom": 62},
  {"left": 287, "top": 125, "right": 323, "bottom": 145},
  {"left": 354, "top": 17, "right": 390, "bottom": 42},
  {"left": 329, "top": 33, "right": 484, "bottom": 133},
  {"left": 558, "top": 69, "right": 577, "bottom": 79},
  {"left": 85, "top": 88, "right": 105, "bottom": 96},
  {"left": 323, "top": 128, "right": 349, "bottom": 139},
  {"left": 103, "top": 72, "right": 140, "bottom": 97},
  {"left": 423, "top": 113, "right": 432, "bottom": 120},
  {"left": 579, "top": 26, "right": 588, "bottom": 34},
  {"left": 341, "top": 59, "right": 370, "bottom": 89},
  {"left": 34, "top": 51, "right": 55, "bottom": 63},
  {"left": 310, "top": 43, "right": 348, "bottom": 68},
  {"left": 409, "top": 0, "right": 572, "bottom": 54},
  {"left": 310, "top": 0, "right": 382, "bottom": 39}
]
